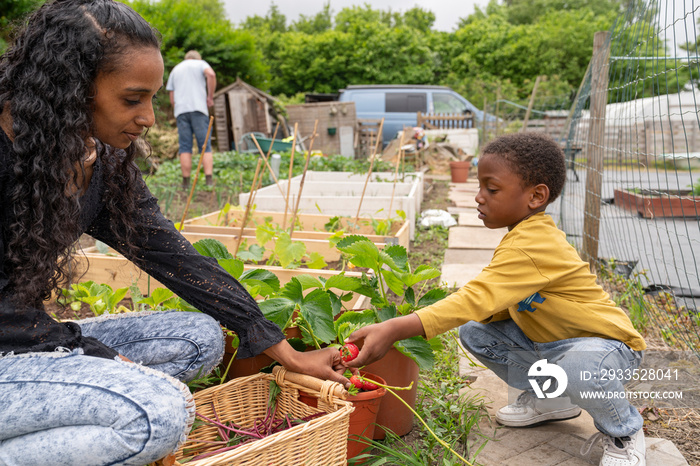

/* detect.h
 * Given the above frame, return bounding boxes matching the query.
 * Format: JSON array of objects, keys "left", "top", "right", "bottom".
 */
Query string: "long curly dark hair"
[{"left": 0, "top": 0, "right": 161, "bottom": 308}]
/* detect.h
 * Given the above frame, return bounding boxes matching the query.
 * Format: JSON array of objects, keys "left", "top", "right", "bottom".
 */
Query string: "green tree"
[
  {"left": 292, "top": 1, "right": 333, "bottom": 34},
  {"left": 1, "top": 0, "right": 45, "bottom": 53},
  {"left": 240, "top": 3, "right": 287, "bottom": 33},
  {"left": 128, "top": 0, "right": 268, "bottom": 90}
]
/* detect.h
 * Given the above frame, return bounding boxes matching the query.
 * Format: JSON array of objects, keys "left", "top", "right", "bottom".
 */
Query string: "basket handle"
[{"left": 272, "top": 366, "right": 349, "bottom": 401}]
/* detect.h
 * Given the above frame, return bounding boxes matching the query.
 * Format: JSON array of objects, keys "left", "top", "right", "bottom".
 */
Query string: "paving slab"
[
  {"left": 458, "top": 212, "right": 485, "bottom": 226},
  {"left": 453, "top": 196, "right": 479, "bottom": 209},
  {"left": 448, "top": 206, "right": 477, "bottom": 215},
  {"left": 440, "top": 263, "right": 488, "bottom": 288},
  {"left": 448, "top": 226, "right": 507, "bottom": 249},
  {"left": 458, "top": 350, "right": 689, "bottom": 465},
  {"left": 443, "top": 248, "right": 495, "bottom": 265}
]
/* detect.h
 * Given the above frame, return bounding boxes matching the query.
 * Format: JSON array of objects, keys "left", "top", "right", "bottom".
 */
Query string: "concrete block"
[
  {"left": 443, "top": 248, "right": 494, "bottom": 265},
  {"left": 449, "top": 226, "right": 507, "bottom": 249},
  {"left": 239, "top": 171, "right": 423, "bottom": 239},
  {"left": 502, "top": 441, "right": 576, "bottom": 466},
  {"left": 458, "top": 212, "right": 485, "bottom": 226},
  {"left": 440, "top": 263, "right": 486, "bottom": 288}
]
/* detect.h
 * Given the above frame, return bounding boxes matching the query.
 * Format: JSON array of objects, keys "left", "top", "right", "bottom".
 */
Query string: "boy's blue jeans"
[
  {"left": 459, "top": 319, "right": 644, "bottom": 438},
  {"left": 0, "top": 310, "right": 225, "bottom": 466}
]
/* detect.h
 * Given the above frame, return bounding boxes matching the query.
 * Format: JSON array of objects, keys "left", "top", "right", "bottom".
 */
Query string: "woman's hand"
[
  {"left": 344, "top": 314, "right": 425, "bottom": 368},
  {"left": 263, "top": 340, "right": 350, "bottom": 388}
]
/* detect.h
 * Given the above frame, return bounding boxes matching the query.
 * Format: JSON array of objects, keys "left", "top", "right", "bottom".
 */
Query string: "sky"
[{"left": 221, "top": 0, "right": 491, "bottom": 32}]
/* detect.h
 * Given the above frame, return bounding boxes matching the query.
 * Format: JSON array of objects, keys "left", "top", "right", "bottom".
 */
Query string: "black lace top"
[{"left": 0, "top": 130, "right": 284, "bottom": 359}]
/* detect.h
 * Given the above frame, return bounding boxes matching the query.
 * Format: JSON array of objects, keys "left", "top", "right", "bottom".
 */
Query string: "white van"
[{"left": 338, "top": 84, "right": 482, "bottom": 146}]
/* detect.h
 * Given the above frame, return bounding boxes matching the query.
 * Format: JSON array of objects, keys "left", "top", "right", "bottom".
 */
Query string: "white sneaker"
[
  {"left": 580, "top": 430, "right": 646, "bottom": 466},
  {"left": 496, "top": 391, "right": 582, "bottom": 427}
]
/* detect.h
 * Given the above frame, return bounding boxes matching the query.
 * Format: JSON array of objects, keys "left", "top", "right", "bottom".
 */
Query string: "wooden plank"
[
  {"left": 582, "top": 31, "right": 611, "bottom": 266},
  {"left": 69, "top": 253, "right": 369, "bottom": 308},
  {"left": 184, "top": 210, "right": 409, "bottom": 248}
]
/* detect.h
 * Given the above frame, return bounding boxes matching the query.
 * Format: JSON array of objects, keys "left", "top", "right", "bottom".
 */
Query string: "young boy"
[{"left": 346, "top": 133, "right": 647, "bottom": 466}]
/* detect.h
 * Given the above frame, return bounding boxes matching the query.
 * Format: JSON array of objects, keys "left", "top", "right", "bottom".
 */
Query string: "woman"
[{"left": 0, "top": 1, "right": 346, "bottom": 464}]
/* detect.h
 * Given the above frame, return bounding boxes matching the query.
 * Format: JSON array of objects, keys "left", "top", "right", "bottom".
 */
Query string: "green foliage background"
[{"left": 1, "top": 0, "right": 693, "bottom": 113}]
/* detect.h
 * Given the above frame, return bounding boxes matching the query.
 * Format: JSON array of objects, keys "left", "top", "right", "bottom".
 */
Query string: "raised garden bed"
[
  {"left": 238, "top": 171, "right": 423, "bottom": 239},
  {"left": 183, "top": 209, "right": 410, "bottom": 251},
  {"left": 69, "top": 247, "right": 370, "bottom": 309},
  {"left": 614, "top": 188, "right": 700, "bottom": 218}
]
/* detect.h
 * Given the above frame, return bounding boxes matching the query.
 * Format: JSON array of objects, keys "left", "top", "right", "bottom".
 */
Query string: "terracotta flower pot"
[
  {"left": 450, "top": 160, "right": 471, "bottom": 183},
  {"left": 298, "top": 371, "right": 386, "bottom": 462},
  {"left": 365, "top": 346, "right": 419, "bottom": 439}
]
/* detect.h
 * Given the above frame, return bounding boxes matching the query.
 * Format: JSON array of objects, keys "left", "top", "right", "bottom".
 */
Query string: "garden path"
[{"left": 435, "top": 177, "right": 690, "bottom": 465}]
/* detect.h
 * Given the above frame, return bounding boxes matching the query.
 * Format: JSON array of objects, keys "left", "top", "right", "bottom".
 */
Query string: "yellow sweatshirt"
[{"left": 416, "top": 212, "right": 646, "bottom": 351}]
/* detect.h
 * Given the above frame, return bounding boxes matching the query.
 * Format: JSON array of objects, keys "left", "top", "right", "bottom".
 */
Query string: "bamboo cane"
[
  {"left": 387, "top": 129, "right": 406, "bottom": 221},
  {"left": 288, "top": 120, "right": 318, "bottom": 240},
  {"left": 178, "top": 115, "right": 214, "bottom": 231},
  {"left": 282, "top": 123, "right": 298, "bottom": 229},
  {"left": 233, "top": 158, "right": 263, "bottom": 256},
  {"left": 351, "top": 118, "right": 385, "bottom": 233},
  {"left": 250, "top": 132, "right": 288, "bottom": 202}
]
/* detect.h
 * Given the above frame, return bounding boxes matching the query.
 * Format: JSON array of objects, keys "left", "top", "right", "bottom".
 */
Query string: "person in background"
[
  {"left": 346, "top": 132, "right": 647, "bottom": 466},
  {"left": 166, "top": 49, "right": 216, "bottom": 189},
  {"left": 0, "top": 1, "right": 346, "bottom": 464}
]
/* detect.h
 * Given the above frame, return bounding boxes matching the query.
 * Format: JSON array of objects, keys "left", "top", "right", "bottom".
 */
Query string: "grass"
[{"left": 351, "top": 332, "right": 492, "bottom": 465}]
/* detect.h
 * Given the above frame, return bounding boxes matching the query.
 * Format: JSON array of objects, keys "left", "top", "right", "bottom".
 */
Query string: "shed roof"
[{"left": 213, "top": 77, "right": 279, "bottom": 103}]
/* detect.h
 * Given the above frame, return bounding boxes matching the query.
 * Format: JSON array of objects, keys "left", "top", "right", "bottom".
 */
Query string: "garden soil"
[{"left": 43, "top": 176, "right": 700, "bottom": 465}]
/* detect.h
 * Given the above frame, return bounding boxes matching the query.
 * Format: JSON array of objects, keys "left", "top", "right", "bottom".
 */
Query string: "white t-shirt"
[{"left": 166, "top": 59, "right": 212, "bottom": 118}]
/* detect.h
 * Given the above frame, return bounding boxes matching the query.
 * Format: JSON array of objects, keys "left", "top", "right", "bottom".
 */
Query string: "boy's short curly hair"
[{"left": 481, "top": 132, "right": 567, "bottom": 203}]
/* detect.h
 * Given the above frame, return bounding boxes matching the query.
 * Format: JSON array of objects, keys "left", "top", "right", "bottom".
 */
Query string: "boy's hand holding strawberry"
[{"left": 343, "top": 314, "right": 426, "bottom": 368}]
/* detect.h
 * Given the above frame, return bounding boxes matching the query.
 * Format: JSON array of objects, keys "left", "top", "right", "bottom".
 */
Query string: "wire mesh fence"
[{"left": 482, "top": 0, "right": 700, "bottom": 359}]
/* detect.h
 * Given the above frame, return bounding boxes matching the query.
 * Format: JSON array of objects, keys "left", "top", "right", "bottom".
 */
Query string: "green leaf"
[
  {"left": 383, "top": 244, "right": 408, "bottom": 271},
  {"left": 150, "top": 287, "right": 175, "bottom": 306},
  {"left": 299, "top": 289, "right": 335, "bottom": 344},
  {"left": 255, "top": 223, "right": 276, "bottom": 247},
  {"left": 293, "top": 274, "right": 324, "bottom": 290},
  {"left": 376, "top": 305, "right": 398, "bottom": 322},
  {"left": 106, "top": 287, "right": 129, "bottom": 310},
  {"left": 304, "top": 251, "right": 327, "bottom": 269},
  {"left": 404, "top": 286, "right": 416, "bottom": 306},
  {"left": 337, "top": 238, "right": 380, "bottom": 271},
  {"left": 275, "top": 232, "right": 306, "bottom": 268},
  {"left": 287, "top": 337, "right": 307, "bottom": 352},
  {"left": 237, "top": 244, "right": 265, "bottom": 262},
  {"left": 381, "top": 269, "right": 405, "bottom": 296},
  {"left": 258, "top": 298, "right": 296, "bottom": 330},
  {"left": 394, "top": 336, "right": 435, "bottom": 371},
  {"left": 327, "top": 230, "right": 345, "bottom": 248},
  {"left": 417, "top": 288, "right": 449, "bottom": 307},
  {"left": 334, "top": 309, "right": 376, "bottom": 328},
  {"left": 240, "top": 269, "right": 280, "bottom": 292},
  {"left": 279, "top": 277, "right": 304, "bottom": 304},
  {"left": 217, "top": 258, "right": 245, "bottom": 279},
  {"left": 328, "top": 290, "right": 343, "bottom": 316},
  {"left": 405, "top": 264, "right": 442, "bottom": 286},
  {"left": 192, "top": 238, "right": 233, "bottom": 259}
]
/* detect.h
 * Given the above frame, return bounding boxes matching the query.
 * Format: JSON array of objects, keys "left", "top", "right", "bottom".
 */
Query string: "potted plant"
[{"left": 194, "top": 235, "right": 448, "bottom": 438}]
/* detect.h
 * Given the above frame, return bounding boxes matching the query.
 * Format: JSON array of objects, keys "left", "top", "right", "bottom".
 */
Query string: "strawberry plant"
[
  {"left": 58, "top": 281, "right": 130, "bottom": 316},
  {"left": 191, "top": 236, "right": 443, "bottom": 371}
]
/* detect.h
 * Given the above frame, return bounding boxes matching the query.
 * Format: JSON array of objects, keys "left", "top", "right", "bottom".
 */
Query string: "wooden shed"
[
  {"left": 212, "top": 78, "right": 288, "bottom": 152},
  {"left": 286, "top": 101, "right": 357, "bottom": 157}
]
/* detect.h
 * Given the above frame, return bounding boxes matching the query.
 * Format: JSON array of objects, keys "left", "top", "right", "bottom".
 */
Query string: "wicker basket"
[{"left": 173, "top": 366, "right": 354, "bottom": 465}]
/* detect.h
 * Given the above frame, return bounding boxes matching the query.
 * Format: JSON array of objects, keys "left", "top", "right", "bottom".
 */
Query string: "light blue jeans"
[
  {"left": 459, "top": 319, "right": 644, "bottom": 438},
  {"left": 0, "top": 310, "right": 225, "bottom": 466}
]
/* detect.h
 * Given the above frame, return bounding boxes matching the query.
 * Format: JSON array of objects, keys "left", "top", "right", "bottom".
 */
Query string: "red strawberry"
[
  {"left": 361, "top": 379, "right": 378, "bottom": 391},
  {"left": 339, "top": 343, "right": 359, "bottom": 363},
  {"left": 349, "top": 375, "right": 364, "bottom": 390}
]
